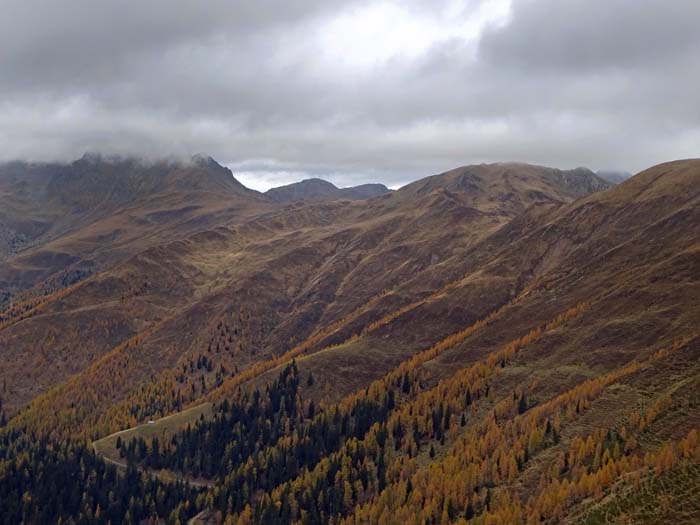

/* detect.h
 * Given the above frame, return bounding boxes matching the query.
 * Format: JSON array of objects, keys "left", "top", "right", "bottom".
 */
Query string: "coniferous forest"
[
  {"left": 0, "top": 428, "right": 201, "bottom": 524},
  {"left": 3, "top": 291, "right": 699, "bottom": 524}
]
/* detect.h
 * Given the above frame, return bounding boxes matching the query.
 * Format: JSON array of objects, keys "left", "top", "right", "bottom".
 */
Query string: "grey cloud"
[
  {"left": 1, "top": 0, "right": 699, "bottom": 189},
  {"left": 479, "top": 0, "right": 700, "bottom": 70},
  {"left": 0, "top": 0, "right": 354, "bottom": 96}
]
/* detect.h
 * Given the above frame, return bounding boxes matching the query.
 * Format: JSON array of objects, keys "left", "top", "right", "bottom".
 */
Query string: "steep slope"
[
  {"left": 0, "top": 162, "right": 606, "bottom": 423},
  {"left": 0, "top": 154, "right": 267, "bottom": 299},
  {"left": 265, "top": 178, "right": 390, "bottom": 202},
  {"left": 146, "top": 159, "right": 700, "bottom": 525},
  {"left": 283, "top": 159, "right": 698, "bottom": 401},
  {"left": 232, "top": 159, "right": 698, "bottom": 524},
  {"left": 2, "top": 158, "right": 698, "bottom": 525}
]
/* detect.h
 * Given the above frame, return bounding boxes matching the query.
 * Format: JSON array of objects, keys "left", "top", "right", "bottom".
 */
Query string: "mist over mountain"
[
  {"left": 2, "top": 1, "right": 700, "bottom": 524},
  {"left": 597, "top": 169, "right": 634, "bottom": 184}
]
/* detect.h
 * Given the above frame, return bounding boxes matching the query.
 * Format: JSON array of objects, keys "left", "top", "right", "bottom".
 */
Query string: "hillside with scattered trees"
[{"left": 1, "top": 157, "right": 699, "bottom": 525}]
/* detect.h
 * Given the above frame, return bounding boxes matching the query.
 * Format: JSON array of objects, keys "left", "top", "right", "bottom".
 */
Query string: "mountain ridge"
[
  {"left": 0, "top": 158, "right": 612, "bottom": 413},
  {"left": 265, "top": 177, "right": 391, "bottom": 203},
  {"left": 2, "top": 156, "right": 698, "bottom": 525}
]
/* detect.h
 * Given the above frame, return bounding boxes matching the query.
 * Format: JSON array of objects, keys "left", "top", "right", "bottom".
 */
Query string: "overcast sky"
[{"left": 1, "top": 0, "right": 698, "bottom": 190}]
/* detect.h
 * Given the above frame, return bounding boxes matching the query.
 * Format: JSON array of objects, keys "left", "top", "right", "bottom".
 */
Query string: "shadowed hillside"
[
  {"left": 0, "top": 154, "right": 268, "bottom": 295},
  {"left": 2, "top": 157, "right": 698, "bottom": 525},
  {"left": 0, "top": 160, "right": 610, "bottom": 416}
]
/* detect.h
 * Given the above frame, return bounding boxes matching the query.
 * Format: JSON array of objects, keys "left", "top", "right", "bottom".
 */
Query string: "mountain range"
[
  {"left": 0, "top": 155, "right": 698, "bottom": 525},
  {"left": 265, "top": 178, "right": 391, "bottom": 203}
]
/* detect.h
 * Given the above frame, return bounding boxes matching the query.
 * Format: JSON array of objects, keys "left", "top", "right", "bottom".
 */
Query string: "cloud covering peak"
[{"left": 1, "top": 0, "right": 698, "bottom": 189}]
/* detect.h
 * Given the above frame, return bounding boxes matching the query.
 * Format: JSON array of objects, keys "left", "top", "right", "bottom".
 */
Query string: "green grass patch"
[{"left": 93, "top": 402, "right": 213, "bottom": 465}]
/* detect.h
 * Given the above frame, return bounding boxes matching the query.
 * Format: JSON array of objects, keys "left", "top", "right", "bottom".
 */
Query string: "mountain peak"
[
  {"left": 397, "top": 162, "right": 611, "bottom": 210},
  {"left": 265, "top": 178, "right": 390, "bottom": 203},
  {"left": 190, "top": 153, "right": 223, "bottom": 169},
  {"left": 597, "top": 169, "right": 633, "bottom": 184}
]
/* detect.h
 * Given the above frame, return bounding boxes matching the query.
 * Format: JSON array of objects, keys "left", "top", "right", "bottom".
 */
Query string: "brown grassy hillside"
[
  {"left": 0, "top": 161, "right": 608, "bottom": 423},
  {"left": 3, "top": 156, "right": 699, "bottom": 525}
]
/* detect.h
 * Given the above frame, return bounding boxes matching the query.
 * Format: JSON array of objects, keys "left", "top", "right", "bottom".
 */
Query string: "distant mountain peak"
[
  {"left": 596, "top": 169, "right": 633, "bottom": 184},
  {"left": 265, "top": 178, "right": 390, "bottom": 203},
  {"left": 190, "top": 153, "right": 223, "bottom": 169}
]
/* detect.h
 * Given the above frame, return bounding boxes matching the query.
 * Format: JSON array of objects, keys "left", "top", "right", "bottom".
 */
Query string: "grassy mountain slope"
[
  {"left": 2, "top": 161, "right": 605, "bottom": 426},
  {"left": 4, "top": 157, "right": 699, "bottom": 525}
]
